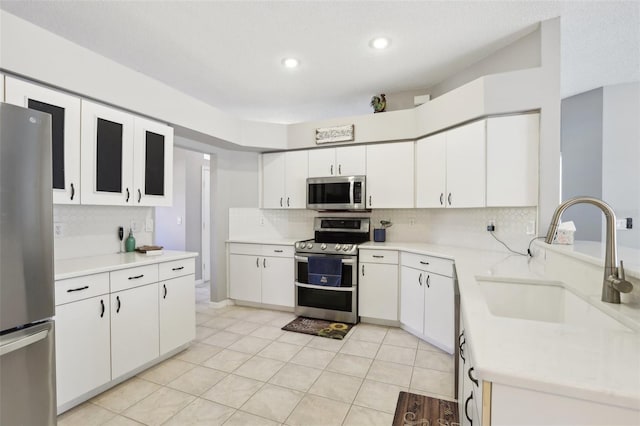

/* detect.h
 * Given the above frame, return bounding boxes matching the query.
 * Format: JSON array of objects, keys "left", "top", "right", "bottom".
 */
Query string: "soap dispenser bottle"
[{"left": 125, "top": 228, "right": 136, "bottom": 252}]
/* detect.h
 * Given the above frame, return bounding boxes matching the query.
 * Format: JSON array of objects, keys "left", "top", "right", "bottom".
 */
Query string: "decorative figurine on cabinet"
[{"left": 370, "top": 93, "right": 386, "bottom": 113}]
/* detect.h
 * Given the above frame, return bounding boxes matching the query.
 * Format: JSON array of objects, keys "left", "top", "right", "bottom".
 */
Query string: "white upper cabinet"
[
  {"left": 133, "top": 117, "right": 174, "bottom": 207},
  {"left": 81, "top": 100, "right": 135, "bottom": 206},
  {"left": 81, "top": 100, "right": 173, "bottom": 207},
  {"left": 5, "top": 77, "right": 81, "bottom": 204},
  {"left": 262, "top": 151, "right": 308, "bottom": 208},
  {"left": 308, "top": 145, "right": 366, "bottom": 177},
  {"left": 486, "top": 113, "right": 539, "bottom": 207},
  {"left": 366, "top": 141, "right": 414, "bottom": 208},
  {"left": 445, "top": 120, "right": 486, "bottom": 208},
  {"left": 415, "top": 132, "right": 447, "bottom": 208}
]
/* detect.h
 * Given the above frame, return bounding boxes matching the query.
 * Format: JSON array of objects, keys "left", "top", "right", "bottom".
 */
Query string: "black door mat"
[{"left": 281, "top": 316, "right": 353, "bottom": 340}]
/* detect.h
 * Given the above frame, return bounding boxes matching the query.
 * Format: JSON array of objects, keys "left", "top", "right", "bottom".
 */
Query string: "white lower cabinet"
[
  {"left": 55, "top": 295, "right": 111, "bottom": 407},
  {"left": 159, "top": 274, "right": 196, "bottom": 355},
  {"left": 261, "top": 256, "right": 294, "bottom": 307},
  {"left": 54, "top": 257, "right": 196, "bottom": 413},
  {"left": 228, "top": 243, "right": 294, "bottom": 308},
  {"left": 359, "top": 258, "right": 399, "bottom": 321},
  {"left": 110, "top": 283, "right": 159, "bottom": 379},
  {"left": 399, "top": 252, "right": 454, "bottom": 354}
]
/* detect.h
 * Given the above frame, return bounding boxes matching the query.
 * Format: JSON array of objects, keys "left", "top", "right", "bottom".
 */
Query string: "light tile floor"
[{"left": 58, "top": 283, "right": 455, "bottom": 426}]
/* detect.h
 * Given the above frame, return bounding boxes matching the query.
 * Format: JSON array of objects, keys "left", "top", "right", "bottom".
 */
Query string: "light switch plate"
[{"left": 145, "top": 218, "right": 154, "bottom": 232}]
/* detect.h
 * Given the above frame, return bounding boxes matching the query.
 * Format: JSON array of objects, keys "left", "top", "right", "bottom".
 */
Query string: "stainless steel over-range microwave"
[{"left": 306, "top": 175, "right": 367, "bottom": 211}]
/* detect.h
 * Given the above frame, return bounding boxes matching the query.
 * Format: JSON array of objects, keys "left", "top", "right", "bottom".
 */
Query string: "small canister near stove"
[{"left": 373, "top": 228, "right": 386, "bottom": 242}]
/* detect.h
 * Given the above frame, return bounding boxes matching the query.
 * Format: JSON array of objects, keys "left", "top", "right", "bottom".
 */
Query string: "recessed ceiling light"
[
  {"left": 282, "top": 58, "right": 300, "bottom": 68},
  {"left": 370, "top": 37, "right": 390, "bottom": 50}
]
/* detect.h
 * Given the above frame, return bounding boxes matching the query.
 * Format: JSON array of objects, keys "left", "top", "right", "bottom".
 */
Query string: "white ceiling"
[{"left": 1, "top": 1, "right": 638, "bottom": 124}]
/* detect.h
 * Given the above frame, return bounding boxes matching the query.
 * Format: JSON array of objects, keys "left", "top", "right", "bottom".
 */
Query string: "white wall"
[
  {"left": 54, "top": 205, "right": 153, "bottom": 260},
  {"left": 560, "top": 88, "right": 604, "bottom": 241},
  {"left": 155, "top": 148, "right": 187, "bottom": 251},
  {"left": 184, "top": 150, "right": 210, "bottom": 281},
  {"left": 229, "top": 207, "right": 538, "bottom": 255},
  {"left": 0, "top": 10, "right": 287, "bottom": 150},
  {"left": 602, "top": 82, "right": 640, "bottom": 249}
]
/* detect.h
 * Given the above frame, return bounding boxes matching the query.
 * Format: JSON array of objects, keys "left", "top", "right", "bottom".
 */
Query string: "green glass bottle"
[{"left": 125, "top": 228, "right": 136, "bottom": 252}]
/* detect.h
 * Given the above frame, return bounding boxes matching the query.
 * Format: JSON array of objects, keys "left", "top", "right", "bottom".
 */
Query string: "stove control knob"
[
  {"left": 343, "top": 244, "right": 352, "bottom": 252},
  {"left": 295, "top": 242, "right": 303, "bottom": 249},
  {"left": 335, "top": 244, "right": 342, "bottom": 251},
  {"left": 321, "top": 243, "right": 327, "bottom": 250},
  {"left": 306, "top": 242, "right": 313, "bottom": 249}
]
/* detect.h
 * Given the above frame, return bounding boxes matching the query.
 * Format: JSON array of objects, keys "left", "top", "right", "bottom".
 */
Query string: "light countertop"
[
  {"left": 226, "top": 238, "right": 309, "bottom": 246},
  {"left": 55, "top": 250, "right": 198, "bottom": 280},
  {"left": 360, "top": 241, "right": 640, "bottom": 410}
]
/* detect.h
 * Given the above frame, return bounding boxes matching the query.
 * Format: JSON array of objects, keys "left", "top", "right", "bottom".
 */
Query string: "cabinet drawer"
[
  {"left": 110, "top": 264, "right": 158, "bottom": 292},
  {"left": 159, "top": 259, "right": 195, "bottom": 281},
  {"left": 55, "top": 273, "right": 110, "bottom": 305},
  {"left": 401, "top": 252, "right": 453, "bottom": 277},
  {"left": 359, "top": 250, "right": 398, "bottom": 264},
  {"left": 228, "top": 243, "right": 262, "bottom": 256},
  {"left": 262, "top": 245, "right": 294, "bottom": 258}
]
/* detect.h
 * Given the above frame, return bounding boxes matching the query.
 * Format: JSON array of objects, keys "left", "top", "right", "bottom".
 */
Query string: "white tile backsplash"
[
  {"left": 229, "top": 207, "right": 538, "bottom": 254},
  {"left": 53, "top": 205, "right": 154, "bottom": 259}
]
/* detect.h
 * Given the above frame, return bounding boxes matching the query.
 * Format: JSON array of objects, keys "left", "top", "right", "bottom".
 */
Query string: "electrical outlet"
[
  {"left": 259, "top": 215, "right": 265, "bottom": 226},
  {"left": 526, "top": 220, "right": 536, "bottom": 235},
  {"left": 409, "top": 217, "right": 415, "bottom": 226},
  {"left": 130, "top": 220, "right": 139, "bottom": 233},
  {"left": 53, "top": 222, "right": 65, "bottom": 237},
  {"left": 145, "top": 218, "right": 154, "bottom": 232},
  {"left": 616, "top": 218, "right": 633, "bottom": 230},
  {"left": 486, "top": 219, "right": 496, "bottom": 232}
]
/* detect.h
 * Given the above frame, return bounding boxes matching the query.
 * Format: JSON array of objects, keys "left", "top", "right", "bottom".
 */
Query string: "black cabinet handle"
[
  {"left": 468, "top": 367, "right": 479, "bottom": 387},
  {"left": 330, "top": 164, "right": 334, "bottom": 175},
  {"left": 67, "top": 286, "right": 89, "bottom": 293},
  {"left": 418, "top": 273, "right": 423, "bottom": 286},
  {"left": 280, "top": 197, "right": 283, "bottom": 207},
  {"left": 163, "top": 284, "right": 167, "bottom": 299},
  {"left": 372, "top": 255, "right": 384, "bottom": 259},
  {"left": 439, "top": 192, "right": 443, "bottom": 205},
  {"left": 419, "top": 261, "right": 430, "bottom": 265},
  {"left": 138, "top": 188, "right": 142, "bottom": 203},
  {"left": 128, "top": 274, "right": 144, "bottom": 280},
  {"left": 274, "top": 250, "right": 283, "bottom": 253},
  {"left": 263, "top": 258, "right": 266, "bottom": 268},
  {"left": 256, "top": 257, "right": 260, "bottom": 268},
  {"left": 460, "top": 337, "right": 466, "bottom": 362},
  {"left": 116, "top": 296, "right": 121, "bottom": 313},
  {"left": 361, "top": 265, "right": 365, "bottom": 276},
  {"left": 426, "top": 275, "right": 430, "bottom": 288},
  {"left": 70, "top": 182, "right": 75, "bottom": 200},
  {"left": 100, "top": 299, "right": 105, "bottom": 318},
  {"left": 369, "top": 195, "right": 372, "bottom": 207},
  {"left": 465, "top": 394, "right": 473, "bottom": 424},
  {"left": 172, "top": 266, "right": 184, "bottom": 271},
  {"left": 126, "top": 188, "right": 130, "bottom": 202},
  {"left": 287, "top": 197, "right": 290, "bottom": 207},
  {"left": 338, "top": 164, "right": 342, "bottom": 175},
  {"left": 448, "top": 192, "right": 452, "bottom": 206}
]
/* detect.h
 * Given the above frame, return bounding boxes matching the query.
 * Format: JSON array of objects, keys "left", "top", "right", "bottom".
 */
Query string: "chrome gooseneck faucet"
[{"left": 545, "top": 196, "right": 633, "bottom": 304}]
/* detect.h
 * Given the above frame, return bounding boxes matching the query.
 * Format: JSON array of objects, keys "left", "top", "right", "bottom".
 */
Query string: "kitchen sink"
[{"left": 476, "top": 277, "right": 633, "bottom": 332}]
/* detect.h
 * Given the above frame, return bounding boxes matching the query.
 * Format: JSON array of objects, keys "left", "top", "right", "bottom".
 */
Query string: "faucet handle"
[
  {"left": 618, "top": 261, "right": 626, "bottom": 281},
  {"left": 611, "top": 260, "right": 633, "bottom": 294}
]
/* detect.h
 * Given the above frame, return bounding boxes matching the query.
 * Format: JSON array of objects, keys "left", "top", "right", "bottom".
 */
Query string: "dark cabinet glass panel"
[
  {"left": 96, "top": 118, "right": 123, "bottom": 193},
  {"left": 144, "top": 131, "right": 165, "bottom": 196},
  {"left": 27, "top": 99, "right": 65, "bottom": 189}
]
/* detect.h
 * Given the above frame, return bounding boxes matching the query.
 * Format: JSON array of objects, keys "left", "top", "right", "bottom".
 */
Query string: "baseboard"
[{"left": 208, "top": 299, "right": 234, "bottom": 308}]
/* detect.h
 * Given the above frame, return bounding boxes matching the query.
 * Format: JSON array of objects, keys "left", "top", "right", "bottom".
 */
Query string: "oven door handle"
[
  {"left": 294, "top": 255, "right": 355, "bottom": 265},
  {"left": 295, "top": 282, "right": 355, "bottom": 292}
]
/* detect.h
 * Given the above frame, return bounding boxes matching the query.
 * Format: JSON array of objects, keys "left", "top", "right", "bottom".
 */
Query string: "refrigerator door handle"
[{"left": 0, "top": 329, "right": 49, "bottom": 357}]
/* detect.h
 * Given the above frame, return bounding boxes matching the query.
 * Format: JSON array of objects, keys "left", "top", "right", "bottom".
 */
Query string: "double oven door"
[{"left": 294, "top": 252, "right": 358, "bottom": 324}]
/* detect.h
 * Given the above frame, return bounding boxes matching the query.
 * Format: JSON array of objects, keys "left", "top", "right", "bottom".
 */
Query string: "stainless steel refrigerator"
[{"left": 0, "top": 102, "right": 56, "bottom": 425}]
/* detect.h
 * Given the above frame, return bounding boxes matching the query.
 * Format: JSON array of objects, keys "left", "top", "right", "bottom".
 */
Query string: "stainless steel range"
[{"left": 294, "top": 217, "right": 370, "bottom": 324}]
